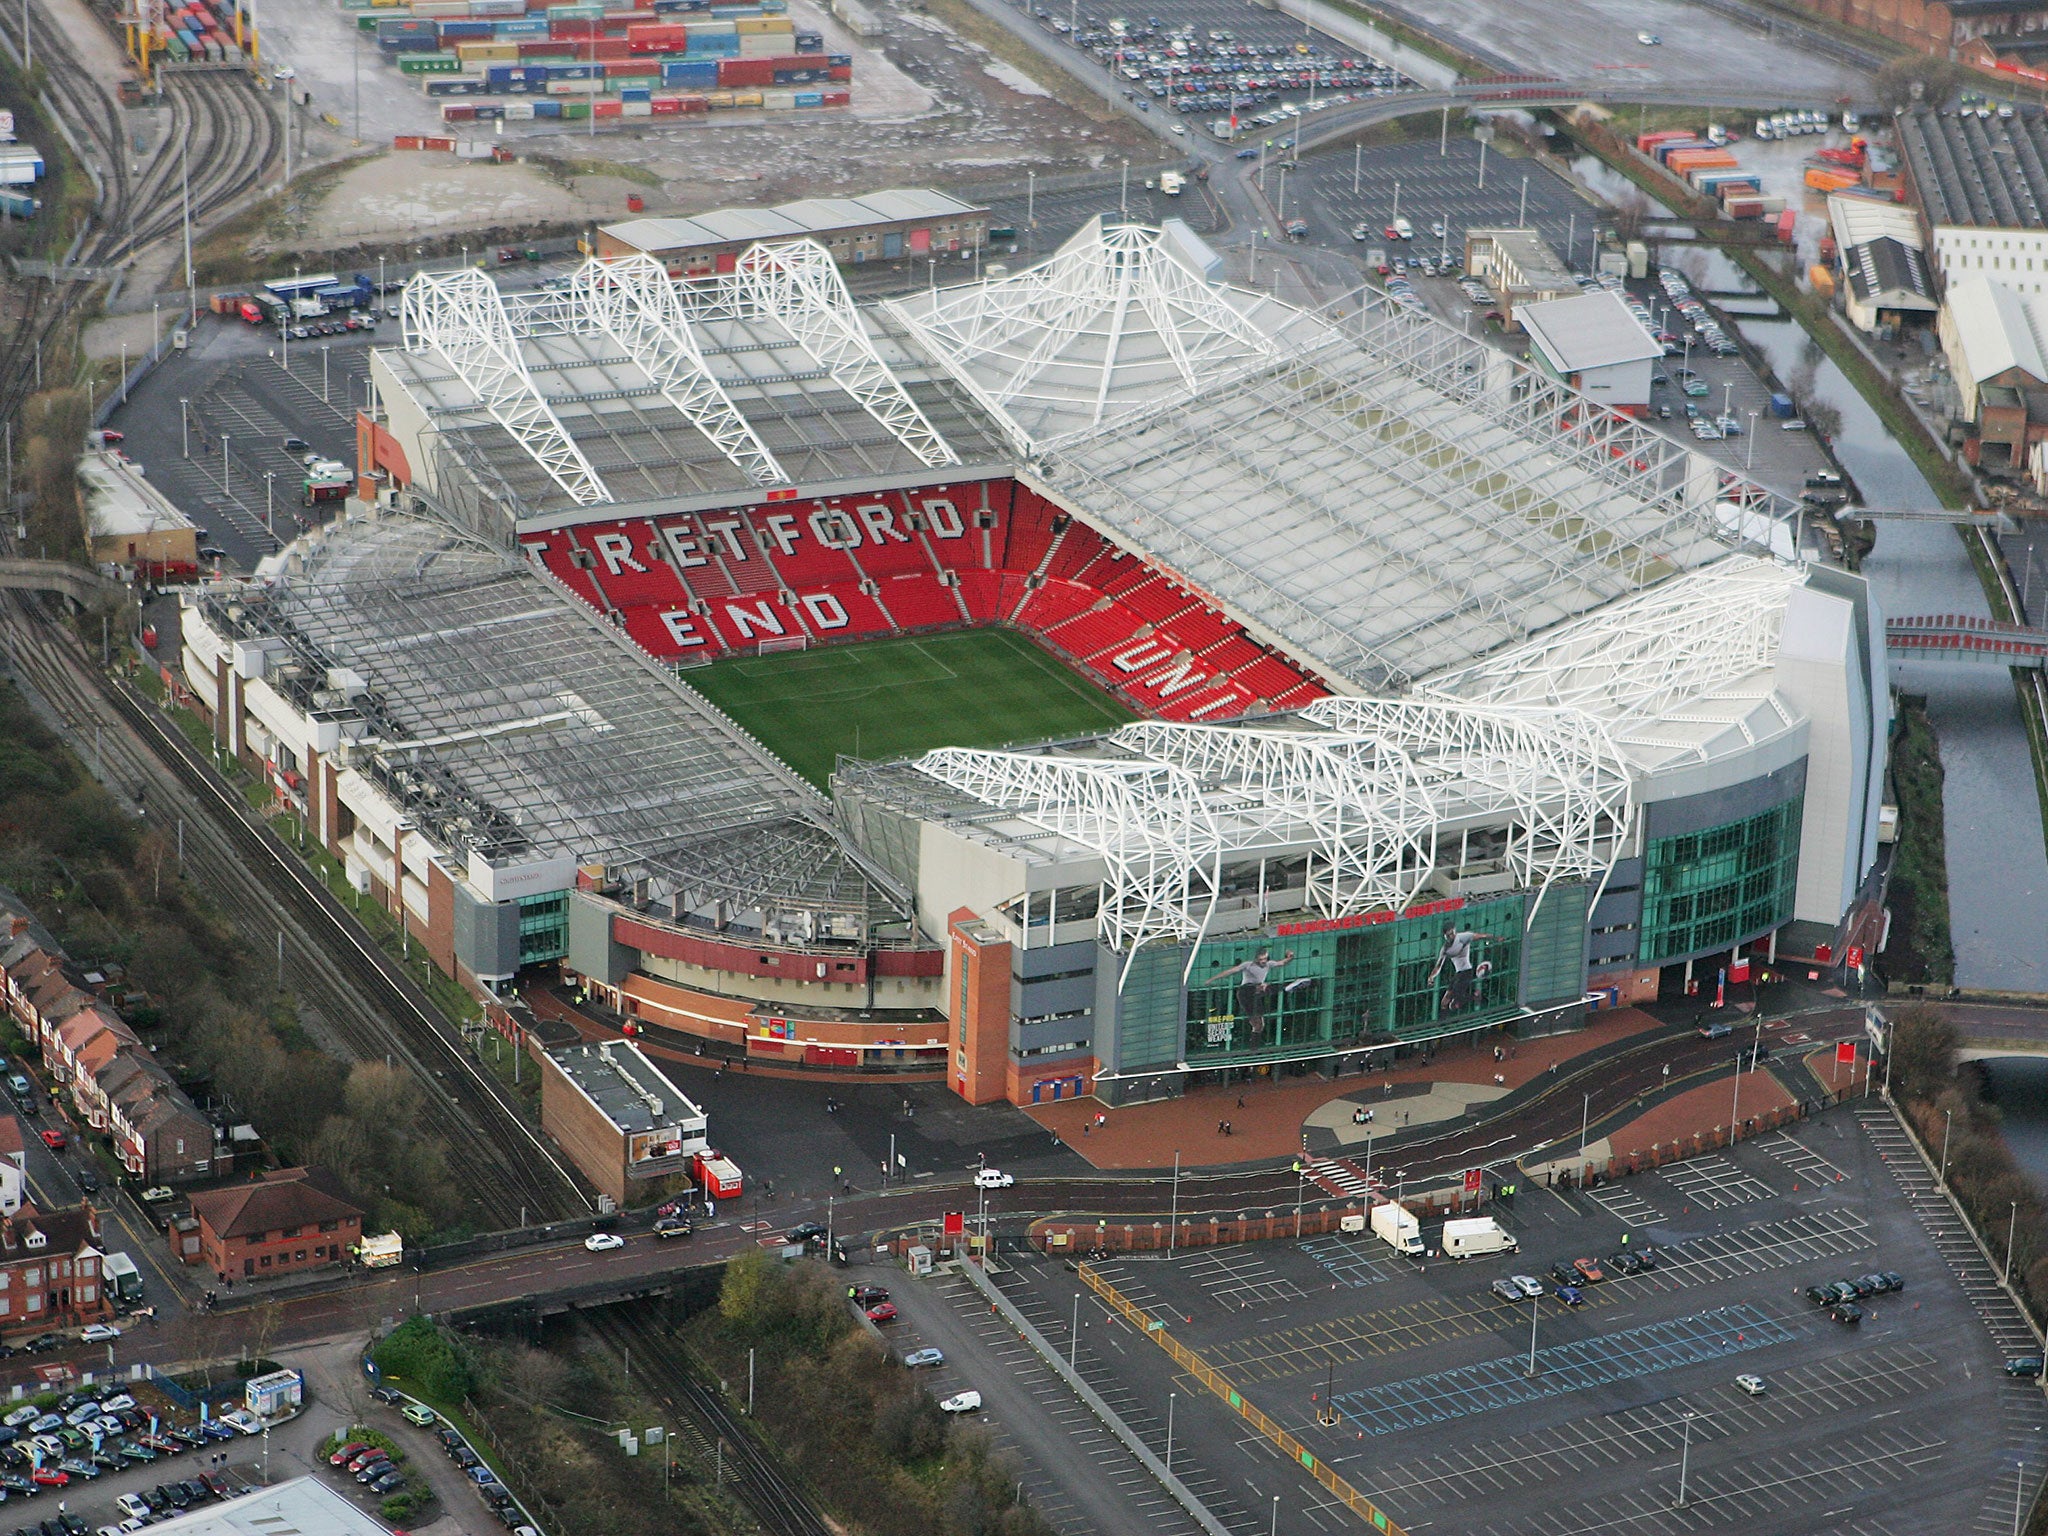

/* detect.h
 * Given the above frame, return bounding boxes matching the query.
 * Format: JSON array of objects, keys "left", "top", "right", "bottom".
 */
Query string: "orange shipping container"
[
  {"left": 1804, "top": 166, "right": 1858, "bottom": 192},
  {"left": 1809, "top": 264, "right": 1836, "bottom": 296}
]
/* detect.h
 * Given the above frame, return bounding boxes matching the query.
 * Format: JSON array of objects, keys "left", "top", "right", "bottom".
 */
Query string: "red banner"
[
  {"left": 1836, "top": 1040, "right": 1857, "bottom": 1064},
  {"left": 943, "top": 1212, "right": 964, "bottom": 1234},
  {"left": 1463, "top": 1168, "right": 1483, "bottom": 1194}
]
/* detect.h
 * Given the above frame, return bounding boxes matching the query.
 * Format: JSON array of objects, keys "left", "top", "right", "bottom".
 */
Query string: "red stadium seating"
[{"left": 526, "top": 478, "right": 1330, "bottom": 722}]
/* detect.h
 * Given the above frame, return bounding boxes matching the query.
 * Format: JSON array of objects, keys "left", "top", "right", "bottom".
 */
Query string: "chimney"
[{"left": 8, "top": 916, "right": 25, "bottom": 938}]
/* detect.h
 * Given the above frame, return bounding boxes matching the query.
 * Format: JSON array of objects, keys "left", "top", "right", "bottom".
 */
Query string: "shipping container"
[
  {"left": 438, "top": 19, "right": 493, "bottom": 38},
  {"left": 621, "top": 98, "right": 652, "bottom": 114},
  {"left": 561, "top": 98, "right": 591, "bottom": 117},
  {"left": 826, "top": 63, "right": 849, "bottom": 80},
  {"left": 793, "top": 27, "right": 820, "bottom": 48},
  {"left": 1803, "top": 165, "right": 1858, "bottom": 192},
  {"left": 424, "top": 75, "right": 492, "bottom": 94},
  {"left": 1809, "top": 264, "right": 1835, "bottom": 296},
  {"left": 441, "top": 102, "right": 479, "bottom": 119},
  {"left": 399, "top": 51, "right": 463, "bottom": 71},
  {"left": 821, "top": 87, "right": 847, "bottom": 105},
  {"left": 533, "top": 97, "right": 564, "bottom": 115},
  {"left": 663, "top": 58, "right": 717, "bottom": 82},
  {"left": 457, "top": 39, "right": 519, "bottom": 58},
  {"left": 731, "top": 89, "right": 763, "bottom": 106},
  {"left": 650, "top": 94, "right": 682, "bottom": 113},
  {"left": 703, "top": 88, "right": 733, "bottom": 107},
  {"left": 792, "top": 89, "right": 820, "bottom": 105},
  {"left": 761, "top": 86, "right": 793, "bottom": 107},
  {"left": 594, "top": 97, "right": 623, "bottom": 115},
  {"left": 618, "top": 84, "right": 651, "bottom": 100},
  {"left": 1635, "top": 128, "right": 1693, "bottom": 153},
  {"left": 473, "top": 102, "right": 506, "bottom": 118}
]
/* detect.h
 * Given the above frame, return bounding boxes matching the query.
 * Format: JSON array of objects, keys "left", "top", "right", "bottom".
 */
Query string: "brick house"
[
  {"left": 187, "top": 1168, "right": 364, "bottom": 1281},
  {"left": 0, "top": 1206, "right": 112, "bottom": 1333}
]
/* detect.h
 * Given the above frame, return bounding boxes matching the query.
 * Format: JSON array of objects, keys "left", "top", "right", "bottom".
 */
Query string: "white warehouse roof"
[
  {"left": 1944, "top": 273, "right": 2048, "bottom": 386},
  {"left": 1517, "top": 290, "right": 1662, "bottom": 376}
]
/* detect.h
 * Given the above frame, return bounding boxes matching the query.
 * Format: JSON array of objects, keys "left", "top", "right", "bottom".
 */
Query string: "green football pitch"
[{"left": 683, "top": 629, "right": 1135, "bottom": 788}]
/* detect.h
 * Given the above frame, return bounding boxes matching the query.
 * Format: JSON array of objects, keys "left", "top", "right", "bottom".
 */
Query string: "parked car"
[
  {"left": 37, "top": 1131, "right": 64, "bottom": 1151},
  {"left": 369, "top": 1387, "right": 402, "bottom": 1406},
  {"left": 113, "top": 1498, "right": 147, "bottom": 1523},
  {"left": 1735, "top": 1373, "right": 1767, "bottom": 1396},
  {"left": 1511, "top": 1275, "right": 1545, "bottom": 1299},
  {"left": 400, "top": 1405, "right": 437, "bottom": 1428},
  {"left": 1572, "top": 1258, "right": 1605, "bottom": 1285},
  {"left": 1606, "top": 1252, "right": 1643, "bottom": 1276},
  {"left": 1828, "top": 1301, "right": 1863, "bottom": 1326},
  {"left": 850, "top": 1286, "right": 890, "bottom": 1307},
  {"left": 79, "top": 1327, "right": 119, "bottom": 1345},
  {"left": 865, "top": 1302, "right": 898, "bottom": 1323},
  {"left": 2004, "top": 1355, "right": 2044, "bottom": 1377},
  {"left": 1548, "top": 1262, "right": 1580, "bottom": 1289},
  {"left": 939, "top": 1392, "right": 982, "bottom": 1414},
  {"left": 137, "top": 1188, "right": 173, "bottom": 1204},
  {"left": 28, "top": 1472, "right": 64, "bottom": 1489},
  {"left": 333, "top": 1439, "right": 378, "bottom": 1464},
  {"left": 1490, "top": 1278, "right": 1524, "bottom": 1303},
  {"left": 903, "top": 1348, "right": 945, "bottom": 1369},
  {"left": 369, "top": 1469, "right": 406, "bottom": 1495},
  {"left": 1554, "top": 1284, "right": 1584, "bottom": 1307}
]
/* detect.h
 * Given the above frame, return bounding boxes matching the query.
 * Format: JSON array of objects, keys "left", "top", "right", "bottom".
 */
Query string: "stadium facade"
[{"left": 176, "top": 219, "right": 1887, "bottom": 1108}]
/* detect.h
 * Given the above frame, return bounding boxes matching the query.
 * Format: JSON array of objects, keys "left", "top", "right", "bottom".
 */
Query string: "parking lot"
[
  {"left": 107, "top": 322, "right": 380, "bottom": 572},
  {"left": 877, "top": 1103, "right": 2044, "bottom": 1534}
]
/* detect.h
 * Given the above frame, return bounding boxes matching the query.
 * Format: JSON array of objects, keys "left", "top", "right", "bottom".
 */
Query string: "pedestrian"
[
  {"left": 1237, "top": 1095, "right": 1246, "bottom": 1109},
  {"left": 1083, "top": 1122, "right": 1091, "bottom": 1136},
  {"left": 1364, "top": 1108, "right": 1374, "bottom": 1124},
  {"left": 1493, "top": 1073, "right": 1505, "bottom": 1086},
  {"left": 1661, "top": 1063, "right": 1670, "bottom": 1080},
  {"left": 1219, "top": 1119, "right": 1227, "bottom": 1135}
]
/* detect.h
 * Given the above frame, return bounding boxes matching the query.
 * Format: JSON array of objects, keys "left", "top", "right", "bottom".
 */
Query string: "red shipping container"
[
  {"left": 826, "top": 64, "right": 850, "bottom": 79},
  {"left": 678, "top": 93, "right": 708, "bottom": 111},
  {"left": 717, "top": 57, "right": 773, "bottom": 85},
  {"left": 441, "top": 103, "right": 478, "bottom": 120},
  {"left": 519, "top": 39, "right": 559, "bottom": 54},
  {"left": 594, "top": 98, "right": 623, "bottom": 116},
  {"left": 822, "top": 88, "right": 848, "bottom": 104},
  {"left": 650, "top": 95, "right": 682, "bottom": 114},
  {"left": 590, "top": 38, "right": 631, "bottom": 58},
  {"left": 550, "top": 18, "right": 601, "bottom": 38}
]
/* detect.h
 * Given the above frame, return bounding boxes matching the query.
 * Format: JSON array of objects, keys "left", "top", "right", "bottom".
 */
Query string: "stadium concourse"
[{"left": 173, "top": 217, "right": 1889, "bottom": 1112}]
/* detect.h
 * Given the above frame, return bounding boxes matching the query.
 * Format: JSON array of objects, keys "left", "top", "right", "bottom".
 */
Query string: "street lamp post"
[
  {"left": 321, "top": 343, "right": 330, "bottom": 402},
  {"left": 180, "top": 399, "right": 189, "bottom": 459},
  {"left": 1526, "top": 1292, "right": 1540, "bottom": 1376},
  {"left": 1169, "top": 1151, "right": 1180, "bottom": 1254},
  {"left": 264, "top": 472, "right": 274, "bottom": 537},
  {"left": 220, "top": 434, "right": 230, "bottom": 494},
  {"left": 1165, "top": 1392, "right": 1175, "bottom": 1476},
  {"left": 1746, "top": 409, "right": 1759, "bottom": 470},
  {"left": 2006, "top": 1200, "right": 2020, "bottom": 1287},
  {"left": 1941, "top": 1109, "right": 1953, "bottom": 1185},
  {"left": 1293, "top": 1159, "right": 1305, "bottom": 1238},
  {"left": 1270, "top": 1494, "right": 1280, "bottom": 1536},
  {"left": 1579, "top": 1090, "right": 1590, "bottom": 1177},
  {"left": 1674, "top": 1411, "right": 1695, "bottom": 1507},
  {"left": 1517, "top": 174, "right": 1528, "bottom": 227}
]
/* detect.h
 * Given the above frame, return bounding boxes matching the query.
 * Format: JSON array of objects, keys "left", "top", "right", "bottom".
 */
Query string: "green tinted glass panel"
[
  {"left": 516, "top": 891, "right": 570, "bottom": 964},
  {"left": 1638, "top": 797, "right": 1802, "bottom": 966}
]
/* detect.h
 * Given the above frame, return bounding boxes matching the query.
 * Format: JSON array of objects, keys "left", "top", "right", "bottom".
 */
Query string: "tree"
[
  {"left": 1888, "top": 1003, "right": 1957, "bottom": 1103},
  {"left": 1872, "top": 54, "right": 1975, "bottom": 116},
  {"left": 717, "top": 1248, "right": 772, "bottom": 1335}
]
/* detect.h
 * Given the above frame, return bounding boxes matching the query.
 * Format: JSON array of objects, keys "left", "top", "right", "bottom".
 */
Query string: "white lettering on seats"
[
  {"left": 855, "top": 502, "right": 909, "bottom": 543},
  {"left": 800, "top": 592, "right": 850, "bottom": 629},
  {"left": 518, "top": 538, "right": 552, "bottom": 564},
  {"left": 659, "top": 523, "right": 708, "bottom": 568},
  {"left": 704, "top": 519, "right": 747, "bottom": 560},
  {"left": 659, "top": 611, "right": 708, "bottom": 648},
  {"left": 1188, "top": 693, "right": 1243, "bottom": 719},
  {"left": 1109, "top": 642, "right": 1171, "bottom": 673},
  {"left": 810, "top": 509, "right": 861, "bottom": 548},
  {"left": 592, "top": 532, "right": 647, "bottom": 575},
  {"left": 1137, "top": 657, "right": 1208, "bottom": 698},
  {"left": 921, "top": 498, "right": 964, "bottom": 538},
  {"left": 762, "top": 512, "right": 801, "bottom": 555},
  {"left": 724, "top": 600, "right": 786, "bottom": 639}
]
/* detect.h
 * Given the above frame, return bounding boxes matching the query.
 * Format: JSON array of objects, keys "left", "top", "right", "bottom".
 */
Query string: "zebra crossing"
[{"left": 1303, "top": 1155, "right": 1381, "bottom": 1201}]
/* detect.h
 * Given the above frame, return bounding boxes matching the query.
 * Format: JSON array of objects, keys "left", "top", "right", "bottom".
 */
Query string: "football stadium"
[{"left": 176, "top": 218, "right": 1887, "bottom": 1108}]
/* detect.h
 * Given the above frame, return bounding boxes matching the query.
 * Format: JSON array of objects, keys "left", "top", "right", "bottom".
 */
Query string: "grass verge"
[{"left": 1886, "top": 696, "right": 1954, "bottom": 987}]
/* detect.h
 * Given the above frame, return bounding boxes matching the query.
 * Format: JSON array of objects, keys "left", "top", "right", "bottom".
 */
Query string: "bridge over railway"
[
  {"left": 0, "top": 560, "right": 126, "bottom": 607},
  {"left": 1886, "top": 614, "right": 2048, "bottom": 667}
]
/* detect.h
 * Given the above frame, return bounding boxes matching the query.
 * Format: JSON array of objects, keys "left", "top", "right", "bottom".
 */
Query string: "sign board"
[
  {"left": 943, "top": 1211, "right": 964, "bottom": 1235},
  {"left": 1463, "top": 1168, "right": 1483, "bottom": 1195},
  {"left": 1836, "top": 1040, "right": 1857, "bottom": 1065},
  {"left": 1846, "top": 944, "right": 1866, "bottom": 969}
]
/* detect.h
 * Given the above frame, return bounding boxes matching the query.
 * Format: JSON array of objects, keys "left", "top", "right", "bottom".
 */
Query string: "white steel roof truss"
[
  {"left": 569, "top": 254, "right": 789, "bottom": 488},
  {"left": 1112, "top": 723, "right": 1438, "bottom": 919},
  {"left": 1302, "top": 697, "right": 1635, "bottom": 901},
  {"left": 403, "top": 269, "right": 612, "bottom": 508},
  {"left": 912, "top": 748, "right": 1221, "bottom": 970},
  {"left": 733, "top": 240, "right": 959, "bottom": 468}
]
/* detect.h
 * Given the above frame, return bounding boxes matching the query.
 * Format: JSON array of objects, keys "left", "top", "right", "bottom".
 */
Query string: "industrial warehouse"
[{"left": 175, "top": 218, "right": 1888, "bottom": 1110}]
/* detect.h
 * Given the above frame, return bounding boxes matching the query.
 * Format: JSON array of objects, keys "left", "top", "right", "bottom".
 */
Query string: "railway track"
[
  {"left": 0, "top": 595, "right": 588, "bottom": 1227},
  {"left": 584, "top": 1310, "right": 833, "bottom": 1536}
]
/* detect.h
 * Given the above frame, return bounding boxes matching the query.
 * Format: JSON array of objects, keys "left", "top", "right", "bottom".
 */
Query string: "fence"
[
  {"left": 148, "top": 1365, "right": 201, "bottom": 1412},
  {"left": 1079, "top": 1262, "right": 1409, "bottom": 1535}
]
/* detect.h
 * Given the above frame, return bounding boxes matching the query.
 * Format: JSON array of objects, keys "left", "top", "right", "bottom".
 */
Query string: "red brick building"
[
  {"left": 186, "top": 1168, "right": 363, "bottom": 1281},
  {"left": 0, "top": 1206, "right": 113, "bottom": 1334}
]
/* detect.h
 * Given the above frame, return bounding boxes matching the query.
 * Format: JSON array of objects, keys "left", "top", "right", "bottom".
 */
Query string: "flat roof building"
[
  {"left": 539, "top": 1040, "right": 708, "bottom": 1205},
  {"left": 597, "top": 188, "right": 990, "bottom": 275},
  {"left": 133, "top": 1477, "right": 398, "bottom": 1536},
  {"left": 80, "top": 450, "right": 198, "bottom": 579},
  {"left": 1463, "top": 229, "right": 1579, "bottom": 331},
  {"left": 1517, "top": 290, "right": 1661, "bottom": 411},
  {"left": 1899, "top": 104, "right": 2048, "bottom": 299},
  {"left": 1828, "top": 193, "right": 1936, "bottom": 335}
]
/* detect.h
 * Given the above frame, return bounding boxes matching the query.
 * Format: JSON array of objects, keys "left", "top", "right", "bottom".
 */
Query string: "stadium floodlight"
[
  {"left": 568, "top": 254, "right": 790, "bottom": 489},
  {"left": 1300, "top": 696, "right": 1635, "bottom": 912},
  {"left": 402, "top": 267, "right": 613, "bottom": 508},
  {"left": 912, "top": 747, "right": 1220, "bottom": 980},
  {"left": 1110, "top": 722, "right": 1439, "bottom": 920},
  {"left": 888, "top": 217, "right": 1283, "bottom": 445},
  {"left": 730, "top": 240, "right": 961, "bottom": 469}
]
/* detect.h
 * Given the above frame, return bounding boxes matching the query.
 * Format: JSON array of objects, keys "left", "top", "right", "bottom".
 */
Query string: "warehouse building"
[
  {"left": 539, "top": 1040, "right": 708, "bottom": 1206},
  {"left": 1899, "top": 104, "right": 2048, "bottom": 299},
  {"left": 596, "top": 188, "right": 989, "bottom": 275},
  {"left": 80, "top": 450, "right": 199, "bottom": 581},
  {"left": 182, "top": 220, "right": 1883, "bottom": 1110},
  {"left": 1516, "top": 290, "right": 1660, "bottom": 412}
]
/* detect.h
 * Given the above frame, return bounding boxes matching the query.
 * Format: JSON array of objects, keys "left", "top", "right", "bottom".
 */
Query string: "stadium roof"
[
  {"left": 603, "top": 189, "right": 985, "bottom": 257},
  {"left": 382, "top": 247, "right": 1009, "bottom": 524},
  {"left": 843, "top": 558, "right": 1808, "bottom": 962},
  {"left": 206, "top": 513, "right": 911, "bottom": 934}
]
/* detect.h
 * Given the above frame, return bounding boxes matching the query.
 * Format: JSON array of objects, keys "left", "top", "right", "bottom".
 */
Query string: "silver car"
[{"left": 1511, "top": 1274, "right": 1546, "bottom": 1299}]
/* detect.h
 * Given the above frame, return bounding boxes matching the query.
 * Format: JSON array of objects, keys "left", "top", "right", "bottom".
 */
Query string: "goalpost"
[{"left": 756, "top": 635, "right": 810, "bottom": 655}]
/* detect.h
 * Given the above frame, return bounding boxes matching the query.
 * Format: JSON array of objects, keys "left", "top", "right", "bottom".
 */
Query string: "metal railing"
[{"left": 1078, "top": 1261, "right": 1409, "bottom": 1534}]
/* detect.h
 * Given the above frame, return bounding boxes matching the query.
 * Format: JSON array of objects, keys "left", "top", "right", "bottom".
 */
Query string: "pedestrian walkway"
[{"left": 1303, "top": 1155, "right": 1381, "bottom": 1200}]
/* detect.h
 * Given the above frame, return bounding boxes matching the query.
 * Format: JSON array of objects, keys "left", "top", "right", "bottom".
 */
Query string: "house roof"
[
  {"left": 1827, "top": 192, "right": 1923, "bottom": 258},
  {"left": 58, "top": 1008, "right": 134, "bottom": 1058},
  {"left": 0, "top": 1206, "right": 98, "bottom": 1262},
  {"left": 1518, "top": 290, "right": 1663, "bottom": 376},
  {"left": 1947, "top": 274, "right": 2048, "bottom": 385},
  {"left": 189, "top": 1167, "right": 362, "bottom": 1240},
  {"left": 0, "top": 1117, "right": 24, "bottom": 1160},
  {"left": 1845, "top": 236, "right": 1936, "bottom": 311}
]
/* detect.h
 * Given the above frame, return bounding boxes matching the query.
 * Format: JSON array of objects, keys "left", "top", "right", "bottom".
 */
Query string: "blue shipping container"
[
  {"left": 792, "top": 90, "right": 820, "bottom": 105},
  {"left": 474, "top": 104, "right": 506, "bottom": 118},
  {"left": 494, "top": 18, "right": 548, "bottom": 33},
  {"left": 825, "top": 52, "right": 849, "bottom": 64},
  {"left": 663, "top": 59, "right": 717, "bottom": 82},
  {"left": 533, "top": 97, "right": 564, "bottom": 115},
  {"left": 438, "top": 20, "right": 492, "bottom": 39}
]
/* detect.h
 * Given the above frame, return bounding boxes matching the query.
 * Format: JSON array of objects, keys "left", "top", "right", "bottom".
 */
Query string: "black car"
[
  {"left": 436, "top": 1428, "right": 465, "bottom": 1452},
  {"left": 38, "top": 1517, "right": 62, "bottom": 1536},
  {"left": 139, "top": 1489, "right": 166, "bottom": 1513},
  {"left": 161, "top": 1482, "right": 192, "bottom": 1509},
  {"left": 1549, "top": 1262, "right": 1580, "bottom": 1289},
  {"left": 1828, "top": 1301, "right": 1863, "bottom": 1326},
  {"left": 73, "top": 1169, "right": 96, "bottom": 1195},
  {"left": 2005, "top": 1355, "right": 2044, "bottom": 1377},
  {"left": 1804, "top": 1284, "right": 1836, "bottom": 1306},
  {"left": 451, "top": 1448, "right": 481, "bottom": 1471},
  {"left": 369, "top": 1469, "right": 406, "bottom": 1495},
  {"left": 179, "top": 1479, "right": 211, "bottom": 1503},
  {"left": 786, "top": 1222, "right": 828, "bottom": 1245},
  {"left": 1606, "top": 1252, "right": 1643, "bottom": 1276},
  {"left": 20, "top": 1337, "right": 61, "bottom": 1355},
  {"left": 849, "top": 1285, "right": 890, "bottom": 1306},
  {"left": 1879, "top": 1270, "right": 1905, "bottom": 1292},
  {"left": 57, "top": 1516, "right": 83, "bottom": 1536},
  {"left": 1633, "top": 1247, "right": 1661, "bottom": 1270},
  {"left": 370, "top": 1386, "right": 403, "bottom": 1406},
  {"left": 1843, "top": 1276, "right": 1878, "bottom": 1299}
]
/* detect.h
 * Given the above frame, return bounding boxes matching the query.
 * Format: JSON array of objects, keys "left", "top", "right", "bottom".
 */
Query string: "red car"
[
  {"left": 38, "top": 1129, "right": 64, "bottom": 1151},
  {"left": 865, "top": 1303, "right": 898, "bottom": 1323},
  {"left": 328, "top": 1442, "right": 371, "bottom": 1467},
  {"left": 31, "top": 1468, "right": 67, "bottom": 1487}
]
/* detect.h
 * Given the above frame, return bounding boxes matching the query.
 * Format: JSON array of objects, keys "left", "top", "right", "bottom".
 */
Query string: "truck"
[
  {"left": 102, "top": 1252, "right": 143, "bottom": 1307},
  {"left": 354, "top": 1232, "right": 404, "bottom": 1269},
  {"left": 1369, "top": 1200, "right": 1423, "bottom": 1256},
  {"left": 695, "top": 1149, "right": 743, "bottom": 1201},
  {"left": 1159, "top": 170, "right": 1184, "bottom": 197},
  {"left": 1442, "top": 1216, "right": 1519, "bottom": 1258},
  {"left": 1390, "top": 216, "right": 1414, "bottom": 241}
]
